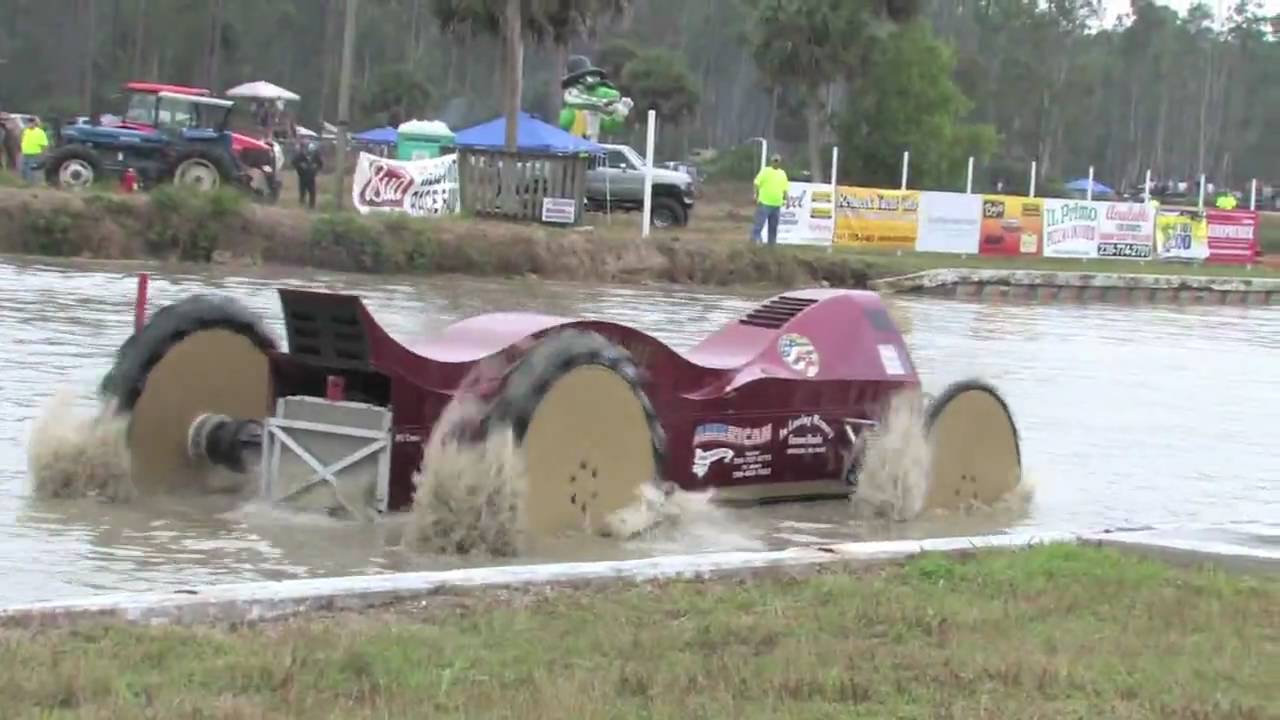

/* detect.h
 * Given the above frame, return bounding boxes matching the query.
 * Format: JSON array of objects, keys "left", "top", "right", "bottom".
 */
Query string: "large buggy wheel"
[
  {"left": 99, "top": 293, "right": 276, "bottom": 494},
  {"left": 922, "top": 379, "right": 1022, "bottom": 511},
  {"left": 482, "top": 329, "right": 667, "bottom": 536}
]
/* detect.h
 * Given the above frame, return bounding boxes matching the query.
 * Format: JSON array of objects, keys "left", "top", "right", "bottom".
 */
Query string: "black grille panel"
[
  {"left": 278, "top": 290, "right": 371, "bottom": 369},
  {"left": 738, "top": 296, "right": 818, "bottom": 329}
]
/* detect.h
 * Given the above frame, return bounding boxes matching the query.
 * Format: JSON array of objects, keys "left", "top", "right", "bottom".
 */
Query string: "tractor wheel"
[
  {"left": 651, "top": 196, "right": 686, "bottom": 229},
  {"left": 170, "top": 149, "right": 236, "bottom": 192},
  {"left": 481, "top": 329, "right": 667, "bottom": 536},
  {"left": 44, "top": 146, "right": 102, "bottom": 190},
  {"left": 921, "top": 379, "right": 1022, "bottom": 512},
  {"left": 99, "top": 293, "right": 277, "bottom": 494}
]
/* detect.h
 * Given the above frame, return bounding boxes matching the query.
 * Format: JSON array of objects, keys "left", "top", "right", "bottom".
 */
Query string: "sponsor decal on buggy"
[
  {"left": 692, "top": 422, "right": 773, "bottom": 447},
  {"left": 778, "top": 333, "right": 820, "bottom": 377},
  {"left": 730, "top": 450, "right": 772, "bottom": 480},
  {"left": 877, "top": 344, "right": 906, "bottom": 376},
  {"left": 781, "top": 413, "right": 836, "bottom": 456},
  {"left": 691, "top": 448, "right": 734, "bottom": 478}
]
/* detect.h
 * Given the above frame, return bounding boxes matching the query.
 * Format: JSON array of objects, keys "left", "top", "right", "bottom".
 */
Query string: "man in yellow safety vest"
[
  {"left": 752, "top": 153, "right": 789, "bottom": 246},
  {"left": 20, "top": 117, "right": 48, "bottom": 185}
]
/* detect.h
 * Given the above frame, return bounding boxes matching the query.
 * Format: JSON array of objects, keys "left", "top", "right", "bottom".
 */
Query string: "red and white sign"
[
  {"left": 352, "top": 151, "right": 459, "bottom": 217},
  {"left": 1205, "top": 210, "right": 1260, "bottom": 265}
]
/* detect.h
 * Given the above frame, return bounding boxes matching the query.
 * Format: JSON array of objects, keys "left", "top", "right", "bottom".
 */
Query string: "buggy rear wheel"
[
  {"left": 922, "top": 379, "right": 1022, "bottom": 512},
  {"left": 484, "top": 330, "right": 666, "bottom": 537}
]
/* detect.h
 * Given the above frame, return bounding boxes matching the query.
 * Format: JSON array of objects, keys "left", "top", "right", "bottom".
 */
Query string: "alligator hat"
[{"left": 561, "top": 54, "right": 609, "bottom": 89}]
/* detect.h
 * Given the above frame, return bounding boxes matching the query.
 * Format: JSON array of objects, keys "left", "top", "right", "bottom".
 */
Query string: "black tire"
[
  {"left": 99, "top": 293, "right": 278, "bottom": 414},
  {"left": 168, "top": 147, "right": 238, "bottom": 191},
  {"left": 43, "top": 146, "right": 103, "bottom": 189},
  {"left": 482, "top": 329, "right": 666, "bottom": 482},
  {"left": 651, "top": 196, "right": 687, "bottom": 229},
  {"left": 924, "top": 378, "right": 1022, "bottom": 470}
]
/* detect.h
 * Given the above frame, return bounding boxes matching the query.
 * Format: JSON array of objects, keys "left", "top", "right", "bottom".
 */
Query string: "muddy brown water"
[{"left": 1, "top": 257, "right": 1277, "bottom": 605}]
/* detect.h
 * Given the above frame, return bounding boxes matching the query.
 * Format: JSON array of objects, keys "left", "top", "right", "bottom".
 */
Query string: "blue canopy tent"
[
  {"left": 353, "top": 126, "right": 398, "bottom": 145},
  {"left": 454, "top": 112, "right": 604, "bottom": 154},
  {"left": 1065, "top": 177, "right": 1115, "bottom": 197}
]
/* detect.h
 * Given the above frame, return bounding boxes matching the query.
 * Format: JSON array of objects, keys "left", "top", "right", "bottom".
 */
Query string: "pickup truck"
[{"left": 585, "top": 143, "right": 696, "bottom": 228}]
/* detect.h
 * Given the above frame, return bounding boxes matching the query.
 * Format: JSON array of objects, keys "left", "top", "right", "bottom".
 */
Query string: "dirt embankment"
[{"left": 0, "top": 186, "right": 876, "bottom": 288}]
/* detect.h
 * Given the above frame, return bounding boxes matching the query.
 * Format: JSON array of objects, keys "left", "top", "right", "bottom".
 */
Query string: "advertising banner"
[
  {"left": 1205, "top": 209, "right": 1260, "bottom": 264},
  {"left": 979, "top": 195, "right": 1043, "bottom": 256},
  {"left": 1095, "top": 202, "right": 1156, "bottom": 259},
  {"left": 834, "top": 187, "right": 919, "bottom": 248},
  {"left": 1042, "top": 199, "right": 1101, "bottom": 258},
  {"left": 352, "top": 152, "right": 460, "bottom": 217},
  {"left": 1042, "top": 199, "right": 1155, "bottom": 259},
  {"left": 1154, "top": 210, "right": 1210, "bottom": 261},
  {"left": 777, "top": 182, "right": 835, "bottom": 246},
  {"left": 916, "top": 191, "right": 982, "bottom": 254}
]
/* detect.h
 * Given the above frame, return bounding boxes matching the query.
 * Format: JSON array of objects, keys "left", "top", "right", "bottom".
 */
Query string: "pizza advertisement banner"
[{"left": 978, "top": 195, "right": 1043, "bottom": 256}]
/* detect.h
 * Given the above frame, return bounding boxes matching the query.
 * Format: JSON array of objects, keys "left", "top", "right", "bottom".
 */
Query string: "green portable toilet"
[{"left": 396, "top": 120, "right": 454, "bottom": 160}]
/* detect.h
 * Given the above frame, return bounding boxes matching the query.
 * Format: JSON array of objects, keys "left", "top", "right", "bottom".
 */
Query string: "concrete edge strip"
[
  {"left": 0, "top": 532, "right": 1078, "bottom": 628},
  {"left": 869, "top": 268, "right": 1278, "bottom": 293},
  {"left": 0, "top": 529, "right": 1272, "bottom": 629}
]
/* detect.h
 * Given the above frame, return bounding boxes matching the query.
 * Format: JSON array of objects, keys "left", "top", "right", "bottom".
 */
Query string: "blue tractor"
[{"left": 42, "top": 91, "right": 251, "bottom": 193}]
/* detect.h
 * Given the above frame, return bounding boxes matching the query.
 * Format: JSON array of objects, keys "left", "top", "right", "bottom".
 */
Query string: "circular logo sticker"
[{"left": 778, "top": 333, "right": 820, "bottom": 377}]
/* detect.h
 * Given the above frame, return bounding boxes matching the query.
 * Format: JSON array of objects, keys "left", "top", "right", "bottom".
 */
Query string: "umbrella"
[
  {"left": 1065, "top": 178, "right": 1115, "bottom": 195},
  {"left": 225, "top": 81, "right": 301, "bottom": 102}
]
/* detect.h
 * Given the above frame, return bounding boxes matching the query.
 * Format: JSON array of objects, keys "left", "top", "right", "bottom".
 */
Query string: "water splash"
[
  {"left": 26, "top": 389, "right": 135, "bottom": 503},
  {"left": 851, "top": 387, "right": 931, "bottom": 522}
]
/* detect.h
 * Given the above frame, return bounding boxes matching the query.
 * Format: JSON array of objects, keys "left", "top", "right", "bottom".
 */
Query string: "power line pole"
[{"left": 333, "top": 0, "right": 358, "bottom": 210}]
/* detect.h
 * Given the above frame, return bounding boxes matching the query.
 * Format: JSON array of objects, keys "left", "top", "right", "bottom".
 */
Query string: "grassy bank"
[
  {"left": 0, "top": 184, "right": 1276, "bottom": 288},
  {"left": 2, "top": 544, "right": 1276, "bottom": 718}
]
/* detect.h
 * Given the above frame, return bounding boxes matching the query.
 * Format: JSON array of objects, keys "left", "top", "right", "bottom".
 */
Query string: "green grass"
[{"left": 1, "top": 544, "right": 1276, "bottom": 719}]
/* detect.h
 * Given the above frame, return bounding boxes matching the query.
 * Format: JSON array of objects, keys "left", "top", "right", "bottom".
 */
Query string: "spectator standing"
[
  {"left": 751, "top": 153, "right": 789, "bottom": 246},
  {"left": 292, "top": 141, "right": 323, "bottom": 210},
  {"left": 20, "top": 117, "right": 48, "bottom": 184}
]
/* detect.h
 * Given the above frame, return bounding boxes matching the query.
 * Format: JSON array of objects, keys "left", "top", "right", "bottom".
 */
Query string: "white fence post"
[
  {"left": 900, "top": 151, "right": 909, "bottom": 191},
  {"left": 1250, "top": 178, "right": 1257, "bottom": 211},
  {"left": 1087, "top": 165, "right": 1095, "bottom": 202},
  {"left": 759, "top": 138, "right": 768, "bottom": 173},
  {"left": 966, "top": 156, "right": 974, "bottom": 194},
  {"left": 1144, "top": 169, "right": 1152, "bottom": 204},
  {"left": 1198, "top": 174, "right": 1206, "bottom": 211},
  {"left": 641, "top": 109, "right": 656, "bottom": 238},
  {"left": 1029, "top": 160, "right": 1037, "bottom": 198},
  {"left": 829, "top": 146, "right": 839, "bottom": 253}
]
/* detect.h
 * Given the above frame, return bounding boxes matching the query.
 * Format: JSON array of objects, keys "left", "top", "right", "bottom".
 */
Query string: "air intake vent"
[
  {"left": 738, "top": 295, "right": 818, "bottom": 329},
  {"left": 278, "top": 291, "right": 371, "bottom": 370}
]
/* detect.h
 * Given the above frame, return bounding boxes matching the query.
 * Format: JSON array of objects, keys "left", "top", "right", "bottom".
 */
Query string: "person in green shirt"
[
  {"left": 752, "top": 153, "right": 789, "bottom": 245},
  {"left": 20, "top": 117, "right": 49, "bottom": 185}
]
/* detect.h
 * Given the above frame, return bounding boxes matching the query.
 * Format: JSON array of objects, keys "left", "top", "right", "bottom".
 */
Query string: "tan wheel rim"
[
  {"left": 924, "top": 386, "right": 1021, "bottom": 511},
  {"left": 128, "top": 329, "right": 271, "bottom": 494},
  {"left": 521, "top": 365, "right": 657, "bottom": 536}
]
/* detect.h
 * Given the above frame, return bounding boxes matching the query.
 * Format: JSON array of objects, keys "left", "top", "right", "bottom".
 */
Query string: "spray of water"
[
  {"left": 26, "top": 389, "right": 135, "bottom": 503},
  {"left": 402, "top": 397, "right": 529, "bottom": 557},
  {"left": 851, "top": 388, "right": 931, "bottom": 522}
]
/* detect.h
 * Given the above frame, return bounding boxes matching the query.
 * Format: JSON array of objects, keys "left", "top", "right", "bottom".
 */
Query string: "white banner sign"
[
  {"left": 1043, "top": 199, "right": 1155, "bottom": 259},
  {"left": 916, "top": 191, "right": 981, "bottom": 254},
  {"left": 777, "top": 182, "right": 835, "bottom": 246},
  {"left": 352, "top": 152, "right": 460, "bottom": 217}
]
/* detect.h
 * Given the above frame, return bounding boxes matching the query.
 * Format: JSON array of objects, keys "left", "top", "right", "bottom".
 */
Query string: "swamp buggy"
[{"left": 99, "top": 286, "right": 1024, "bottom": 536}]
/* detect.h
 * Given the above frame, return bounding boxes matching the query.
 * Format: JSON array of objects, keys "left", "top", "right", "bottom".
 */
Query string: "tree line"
[{"left": 0, "top": 0, "right": 1274, "bottom": 192}]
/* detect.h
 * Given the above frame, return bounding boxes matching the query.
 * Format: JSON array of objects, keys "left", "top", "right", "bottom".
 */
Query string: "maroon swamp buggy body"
[{"left": 102, "top": 286, "right": 1022, "bottom": 536}]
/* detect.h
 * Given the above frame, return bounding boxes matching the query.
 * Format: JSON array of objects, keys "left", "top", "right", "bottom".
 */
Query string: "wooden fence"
[{"left": 457, "top": 148, "right": 589, "bottom": 224}]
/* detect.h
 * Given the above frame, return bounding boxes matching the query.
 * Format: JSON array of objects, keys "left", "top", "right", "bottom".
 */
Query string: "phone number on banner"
[{"left": 1097, "top": 242, "right": 1153, "bottom": 259}]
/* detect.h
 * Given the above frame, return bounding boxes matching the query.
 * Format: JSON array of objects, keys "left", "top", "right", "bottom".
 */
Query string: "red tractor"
[{"left": 98, "top": 286, "right": 1024, "bottom": 540}]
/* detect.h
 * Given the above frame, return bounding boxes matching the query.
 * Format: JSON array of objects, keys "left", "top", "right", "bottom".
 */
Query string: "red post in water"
[
  {"left": 326, "top": 375, "right": 346, "bottom": 401},
  {"left": 134, "top": 272, "right": 149, "bottom": 334}
]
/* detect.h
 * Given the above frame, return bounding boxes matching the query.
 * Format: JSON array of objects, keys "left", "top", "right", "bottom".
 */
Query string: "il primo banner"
[
  {"left": 1043, "top": 199, "right": 1155, "bottom": 259},
  {"left": 777, "top": 182, "right": 835, "bottom": 246},
  {"left": 352, "top": 152, "right": 460, "bottom": 217}
]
